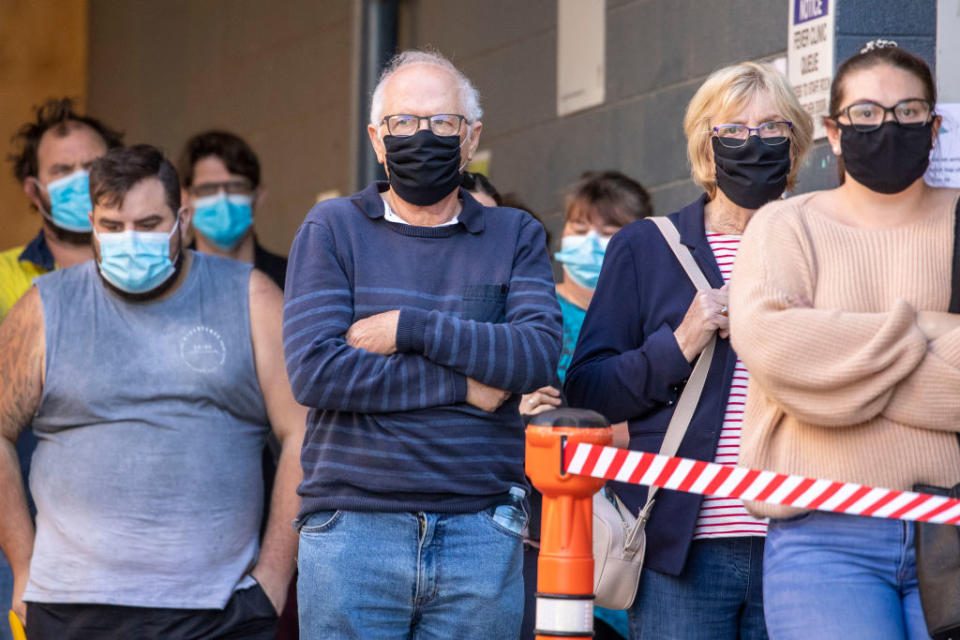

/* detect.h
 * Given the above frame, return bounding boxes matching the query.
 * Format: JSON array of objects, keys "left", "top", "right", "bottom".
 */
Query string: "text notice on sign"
[
  {"left": 788, "top": 0, "right": 834, "bottom": 139},
  {"left": 925, "top": 103, "right": 960, "bottom": 188}
]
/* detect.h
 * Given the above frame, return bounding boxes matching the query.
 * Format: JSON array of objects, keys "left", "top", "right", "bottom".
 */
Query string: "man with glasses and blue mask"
[
  {"left": 0, "top": 144, "right": 306, "bottom": 640},
  {"left": 178, "top": 130, "right": 287, "bottom": 289},
  {"left": 284, "top": 50, "right": 561, "bottom": 638},
  {"left": 178, "top": 129, "right": 297, "bottom": 639}
]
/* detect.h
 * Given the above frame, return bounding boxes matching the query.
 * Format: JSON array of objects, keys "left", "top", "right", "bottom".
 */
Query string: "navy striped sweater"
[{"left": 283, "top": 182, "right": 562, "bottom": 518}]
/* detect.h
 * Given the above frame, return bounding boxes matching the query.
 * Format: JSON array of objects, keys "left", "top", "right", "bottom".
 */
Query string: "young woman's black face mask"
[
  {"left": 383, "top": 130, "right": 464, "bottom": 206},
  {"left": 838, "top": 121, "right": 933, "bottom": 194},
  {"left": 712, "top": 136, "right": 792, "bottom": 210}
]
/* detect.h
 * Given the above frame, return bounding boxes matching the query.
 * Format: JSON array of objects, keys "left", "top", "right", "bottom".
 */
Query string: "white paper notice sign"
[
  {"left": 788, "top": 0, "right": 835, "bottom": 139},
  {"left": 926, "top": 103, "right": 960, "bottom": 187},
  {"left": 557, "top": 0, "right": 605, "bottom": 117}
]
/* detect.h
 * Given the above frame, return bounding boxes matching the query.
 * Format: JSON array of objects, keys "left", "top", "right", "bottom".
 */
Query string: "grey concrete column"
[{"left": 355, "top": 0, "right": 398, "bottom": 191}]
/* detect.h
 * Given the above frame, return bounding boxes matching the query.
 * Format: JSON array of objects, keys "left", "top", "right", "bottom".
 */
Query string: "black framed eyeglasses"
[
  {"left": 832, "top": 99, "right": 934, "bottom": 132},
  {"left": 188, "top": 179, "right": 254, "bottom": 198},
  {"left": 711, "top": 121, "right": 793, "bottom": 148},
  {"left": 381, "top": 114, "right": 467, "bottom": 137}
]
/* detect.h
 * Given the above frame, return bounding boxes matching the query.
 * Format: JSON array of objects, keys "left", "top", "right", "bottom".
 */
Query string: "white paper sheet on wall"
[
  {"left": 556, "top": 0, "right": 605, "bottom": 117},
  {"left": 926, "top": 103, "right": 960, "bottom": 188}
]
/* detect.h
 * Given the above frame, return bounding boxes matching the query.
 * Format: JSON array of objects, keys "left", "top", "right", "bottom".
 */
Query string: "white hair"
[{"left": 369, "top": 50, "right": 483, "bottom": 127}]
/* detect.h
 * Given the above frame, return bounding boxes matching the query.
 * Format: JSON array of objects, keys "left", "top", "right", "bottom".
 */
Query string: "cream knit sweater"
[{"left": 729, "top": 190, "right": 960, "bottom": 519}]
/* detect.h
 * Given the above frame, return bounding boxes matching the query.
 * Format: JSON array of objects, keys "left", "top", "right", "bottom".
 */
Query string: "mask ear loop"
[
  {"left": 28, "top": 177, "right": 59, "bottom": 226},
  {"left": 458, "top": 125, "right": 473, "bottom": 172},
  {"left": 169, "top": 208, "right": 185, "bottom": 263}
]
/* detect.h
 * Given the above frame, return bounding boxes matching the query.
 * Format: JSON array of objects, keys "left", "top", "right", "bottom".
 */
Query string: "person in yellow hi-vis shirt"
[
  {"left": 0, "top": 98, "right": 123, "bottom": 322},
  {"left": 0, "top": 98, "right": 122, "bottom": 640}
]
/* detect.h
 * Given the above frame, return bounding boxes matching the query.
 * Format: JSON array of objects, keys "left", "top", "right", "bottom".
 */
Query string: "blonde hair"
[{"left": 683, "top": 62, "right": 813, "bottom": 199}]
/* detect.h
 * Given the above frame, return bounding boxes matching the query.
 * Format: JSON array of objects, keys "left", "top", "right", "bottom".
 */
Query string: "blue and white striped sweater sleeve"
[
  {"left": 395, "top": 221, "right": 562, "bottom": 394},
  {"left": 283, "top": 220, "right": 467, "bottom": 412}
]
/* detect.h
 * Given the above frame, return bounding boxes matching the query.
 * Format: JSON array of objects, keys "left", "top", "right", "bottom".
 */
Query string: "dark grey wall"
[
  {"left": 835, "top": 0, "right": 936, "bottom": 65},
  {"left": 87, "top": 0, "right": 355, "bottom": 257},
  {"left": 401, "top": 0, "right": 941, "bottom": 240},
  {"left": 401, "top": 0, "right": 789, "bottom": 237},
  {"left": 86, "top": 0, "right": 941, "bottom": 253}
]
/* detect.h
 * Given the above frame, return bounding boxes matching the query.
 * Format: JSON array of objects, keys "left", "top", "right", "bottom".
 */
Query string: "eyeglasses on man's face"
[
  {"left": 711, "top": 121, "right": 793, "bottom": 148},
  {"left": 832, "top": 99, "right": 933, "bottom": 132},
  {"left": 381, "top": 114, "right": 467, "bottom": 137},
  {"left": 189, "top": 180, "right": 254, "bottom": 198}
]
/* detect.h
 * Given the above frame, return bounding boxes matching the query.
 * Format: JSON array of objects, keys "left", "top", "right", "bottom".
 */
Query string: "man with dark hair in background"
[
  {"left": 1, "top": 97, "right": 123, "bottom": 319},
  {"left": 0, "top": 98, "right": 123, "bottom": 638},
  {"left": 0, "top": 144, "right": 305, "bottom": 640},
  {"left": 179, "top": 130, "right": 299, "bottom": 639},
  {"left": 178, "top": 130, "right": 287, "bottom": 289}
]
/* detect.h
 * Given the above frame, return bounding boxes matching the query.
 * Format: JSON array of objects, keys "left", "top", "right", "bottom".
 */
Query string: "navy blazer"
[{"left": 564, "top": 194, "right": 739, "bottom": 576}]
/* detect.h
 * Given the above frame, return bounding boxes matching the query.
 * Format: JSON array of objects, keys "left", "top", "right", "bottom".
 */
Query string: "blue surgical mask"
[
  {"left": 42, "top": 169, "right": 93, "bottom": 232},
  {"left": 95, "top": 219, "right": 180, "bottom": 293},
  {"left": 191, "top": 192, "right": 254, "bottom": 249},
  {"left": 554, "top": 230, "right": 610, "bottom": 289}
]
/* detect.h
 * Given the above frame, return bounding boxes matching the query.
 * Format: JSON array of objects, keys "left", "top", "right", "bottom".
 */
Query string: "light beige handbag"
[{"left": 591, "top": 216, "right": 717, "bottom": 610}]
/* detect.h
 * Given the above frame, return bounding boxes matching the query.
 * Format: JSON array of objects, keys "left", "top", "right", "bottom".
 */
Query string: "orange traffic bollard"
[{"left": 526, "top": 408, "right": 612, "bottom": 640}]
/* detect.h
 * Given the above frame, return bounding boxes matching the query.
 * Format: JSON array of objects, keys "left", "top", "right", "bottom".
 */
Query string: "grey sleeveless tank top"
[{"left": 25, "top": 252, "right": 270, "bottom": 609}]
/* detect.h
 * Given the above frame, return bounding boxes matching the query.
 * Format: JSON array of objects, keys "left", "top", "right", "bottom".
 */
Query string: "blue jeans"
[
  {"left": 628, "top": 537, "right": 767, "bottom": 639},
  {"left": 763, "top": 510, "right": 931, "bottom": 639},
  {"left": 297, "top": 508, "right": 523, "bottom": 640}
]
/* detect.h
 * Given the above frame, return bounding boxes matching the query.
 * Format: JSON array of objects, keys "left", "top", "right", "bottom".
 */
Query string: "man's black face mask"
[{"left": 383, "top": 129, "right": 463, "bottom": 206}]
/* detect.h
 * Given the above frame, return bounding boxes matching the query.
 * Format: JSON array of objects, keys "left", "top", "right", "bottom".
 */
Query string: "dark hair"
[
  {"left": 828, "top": 43, "right": 935, "bottom": 184},
  {"left": 9, "top": 97, "right": 124, "bottom": 183},
  {"left": 461, "top": 171, "right": 502, "bottom": 206},
  {"left": 178, "top": 130, "right": 260, "bottom": 189},
  {"left": 829, "top": 43, "right": 936, "bottom": 117},
  {"left": 89, "top": 145, "right": 181, "bottom": 213},
  {"left": 564, "top": 170, "right": 653, "bottom": 228}
]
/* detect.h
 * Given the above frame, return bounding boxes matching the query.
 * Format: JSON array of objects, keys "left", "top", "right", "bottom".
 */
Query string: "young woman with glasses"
[
  {"left": 564, "top": 62, "right": 812, "bottom": 639},
  {"left": 730, "top": 43, "right": 958, "bottom": 638}
]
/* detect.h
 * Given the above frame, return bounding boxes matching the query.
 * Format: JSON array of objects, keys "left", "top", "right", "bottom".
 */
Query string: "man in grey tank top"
[{"left": 0, "top": 145, "right": 306, "bottom": 640}]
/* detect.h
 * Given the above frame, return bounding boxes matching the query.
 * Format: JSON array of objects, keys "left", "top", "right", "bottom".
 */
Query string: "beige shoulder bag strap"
[{"left": 624, "top": 217, "right": 718, "bottom": 552}]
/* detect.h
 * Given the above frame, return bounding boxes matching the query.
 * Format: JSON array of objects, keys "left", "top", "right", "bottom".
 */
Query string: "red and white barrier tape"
[{"left": 563, "top": 441, "right": 960, "bottom": 525}]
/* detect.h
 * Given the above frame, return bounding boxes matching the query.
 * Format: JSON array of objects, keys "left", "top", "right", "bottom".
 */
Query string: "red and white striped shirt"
[{"left": 693, "top": 233, "right": 768, "bottom": 539}]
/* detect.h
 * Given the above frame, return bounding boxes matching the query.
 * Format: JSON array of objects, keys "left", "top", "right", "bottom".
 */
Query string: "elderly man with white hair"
[{"left": 282, "top": 50, "right": 561, "bottom": 638}]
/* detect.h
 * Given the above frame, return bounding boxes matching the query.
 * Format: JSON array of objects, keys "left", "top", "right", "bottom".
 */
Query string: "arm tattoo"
[{"left": 0, "top": 288, "right": 44, "bottom": 442}]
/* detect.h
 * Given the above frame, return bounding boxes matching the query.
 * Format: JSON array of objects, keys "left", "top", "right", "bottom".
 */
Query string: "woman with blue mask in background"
[
  {"left": 522, "top": 170, "right": 652, "bottom": 417},
  {"left": 519, "top": 170, "right": 652, "bottom": 640},
  {"left": 564, "top": 62, "right": 812, "bottom": 639}
]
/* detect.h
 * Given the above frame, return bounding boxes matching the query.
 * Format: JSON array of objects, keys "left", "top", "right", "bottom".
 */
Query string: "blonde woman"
[
  {"left": 731, "top": 44, "right": 956, "bottom": 638},
  {"left": 565, "top": 62, "right": 811, "bottom": 638}
]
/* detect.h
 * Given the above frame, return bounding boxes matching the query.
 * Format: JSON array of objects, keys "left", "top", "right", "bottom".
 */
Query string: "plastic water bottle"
[{"left": 493, "top": 486, "right": 528, "bottom": 535}]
